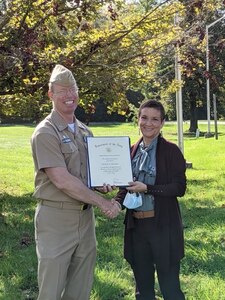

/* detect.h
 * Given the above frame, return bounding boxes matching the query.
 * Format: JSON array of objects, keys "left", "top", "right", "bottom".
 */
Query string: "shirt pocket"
[{"left": 60, "top": 142, "right": 78, "bottom": 154}]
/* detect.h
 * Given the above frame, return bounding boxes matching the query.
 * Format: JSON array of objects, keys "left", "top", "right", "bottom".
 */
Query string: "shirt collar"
[
  {"left": 50, "top": 110, "right": 86, "bottom": 132},
  {"left": 140, "top": 136, "right": 158, "bottom": 151}
]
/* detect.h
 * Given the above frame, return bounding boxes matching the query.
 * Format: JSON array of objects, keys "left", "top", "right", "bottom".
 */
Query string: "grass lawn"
[{"left": 0, "top": 122, "right": 224, "bottom": 300}]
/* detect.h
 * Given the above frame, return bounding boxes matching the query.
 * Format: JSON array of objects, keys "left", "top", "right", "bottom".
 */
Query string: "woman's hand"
[{"left": 126, "top": 181, "right": 147, "bottom": 193}]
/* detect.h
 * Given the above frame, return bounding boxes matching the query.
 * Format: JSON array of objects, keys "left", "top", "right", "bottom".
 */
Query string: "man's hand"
[
  {"left": 101, "top": 198, "right": 121, "bottom": 219},
  {"left": 95, "top": 184, "right": 117, "bottom": 194}
]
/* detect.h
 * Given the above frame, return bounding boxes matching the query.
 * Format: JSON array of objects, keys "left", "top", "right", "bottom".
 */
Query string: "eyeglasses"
[{"left": 53, "top": 88, "right": 79, "bottom": 97}]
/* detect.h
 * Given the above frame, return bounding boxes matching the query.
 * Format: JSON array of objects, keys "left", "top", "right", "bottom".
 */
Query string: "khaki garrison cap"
[{"left": 49, "top": 64, "right": 77, "bottom": 87}]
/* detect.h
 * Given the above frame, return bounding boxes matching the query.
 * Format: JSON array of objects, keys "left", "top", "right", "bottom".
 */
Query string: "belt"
[
  {"left": 133, "top": 210, "right": 155, "bottom": 219},
  {"left": 39, "top": 199, "right": 91, "bottom": 210}
]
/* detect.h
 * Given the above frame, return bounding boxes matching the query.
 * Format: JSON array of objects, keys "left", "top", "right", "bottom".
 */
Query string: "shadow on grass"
[
  {"left": 92, "top": 274, "right": 132, "bottom": 300},
  {"left": 0, "top": 192, "right": 36, "bottom": 229},
  {"left": 0, "top": 193, "right": 38, "bottom": 299},
  {"left": 1, "top": 192, "right": 224, "bottom": 299},
  {"left": 95, "top": 211, "right": 124, "bottom": 263},
  {"left": 181, "top": 201, "right": 225, "bottom": 233},
  {"left": 0, "top": 193, "right": 127, "bottom": 299},
  {"left": 187, "top": 178, "right": 215, "bottom": 185},
  {"left": 184, "top": 243, "right": 225, "bottom": 270},
  {"left": 183, "top": 237, "right": 225, "bottom": 281},
  {"left": 89, "top": 123, "right": 125, "bottom": 128},
  {"left": 0, "top": 124, "right": 35, "bottom": 128},
  {"left": 180, "top": 200, "right": 225, "bottom": 281}
]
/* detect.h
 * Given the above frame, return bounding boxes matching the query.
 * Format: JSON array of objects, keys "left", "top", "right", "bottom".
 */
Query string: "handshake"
[
  {"left": 95, "top": 184, "right": 121, "bottom": 219},
  {"left": 102, "top": 198, "right": 121, "bottom": 219}
]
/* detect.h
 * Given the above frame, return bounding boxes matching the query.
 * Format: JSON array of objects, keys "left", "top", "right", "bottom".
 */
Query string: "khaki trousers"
[{"left": 34, "top": 203, "right": 96, "bottom": 300}]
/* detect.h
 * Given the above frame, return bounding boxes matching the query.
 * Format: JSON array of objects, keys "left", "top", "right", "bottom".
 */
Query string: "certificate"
[{"left": 87, "top": 136, "right": 133, "bottom": 187}]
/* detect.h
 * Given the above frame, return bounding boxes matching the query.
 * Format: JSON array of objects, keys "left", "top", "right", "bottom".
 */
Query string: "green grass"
[{"left": 0, "top": 122, "right": 225, "bottom": 299}]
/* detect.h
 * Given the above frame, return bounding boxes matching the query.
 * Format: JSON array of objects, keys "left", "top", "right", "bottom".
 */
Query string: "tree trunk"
[{"left": 189, "top": 99, "right": 198, "bottom": 132}]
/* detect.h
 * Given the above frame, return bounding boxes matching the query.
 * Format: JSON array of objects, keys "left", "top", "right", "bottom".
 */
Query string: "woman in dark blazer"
[{"left": 115, "top": 100, "right": 186, "bottom": 300}]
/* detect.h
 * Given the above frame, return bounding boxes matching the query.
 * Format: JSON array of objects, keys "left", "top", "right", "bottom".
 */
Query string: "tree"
[
  {"left": 140, "top": 0, "right": 225, "bottom": 131},
  {"left": 0, "top": 0, "right": 180, "bottom": 122},
  {"left": 176, "top": 0, "right": 225, "bottom": 132},
  {"left": 1, "top": 0, "right": 225, "bottom": 127}
]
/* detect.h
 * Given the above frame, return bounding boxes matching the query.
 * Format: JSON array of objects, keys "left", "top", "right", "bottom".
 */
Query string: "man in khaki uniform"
[{"left": 31, "top": 64, "right": 121, "bottom": 300}]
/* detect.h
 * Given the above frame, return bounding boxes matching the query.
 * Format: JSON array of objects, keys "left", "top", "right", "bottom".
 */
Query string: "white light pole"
[
  {"left": 175, "top": 46, "right": 184, "bottom": 154},
  {"left": 174, "top": 14, "right": 184, "bottom": 154},
  {"left": 206, "top": 15, "right": 225, "bottom": 135}
]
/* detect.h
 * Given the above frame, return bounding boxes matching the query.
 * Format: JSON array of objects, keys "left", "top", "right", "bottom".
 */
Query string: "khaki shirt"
[{"left": 31, "top": 110, "right": 93, "bottom": 202}]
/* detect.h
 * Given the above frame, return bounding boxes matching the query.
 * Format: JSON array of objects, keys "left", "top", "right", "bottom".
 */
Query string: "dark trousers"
[{"left": 131, "top": 218, "right": 185, "bottom": 300}]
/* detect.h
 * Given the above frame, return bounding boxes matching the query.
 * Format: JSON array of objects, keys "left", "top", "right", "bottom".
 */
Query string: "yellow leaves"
[
  {"left": 106, "top": 94, "right": 129, "bottom": 116},
  {"left": 42, "top": 45, "right": 66, "bottom": 61},
  {"left": 22, "top": 77, "right": 38, "bottom": 85},
  {"left": 116, "top": 110, "right": 126, "bottom": 116},
  {"left": 44, "top": 44, "right": 55, "bottom": 52},
  {"left": 161, "top": 79, "right": 184, "bottom": 97},
  {"left": 22, "top": 78, "right": 30, "bottom": 85}
]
